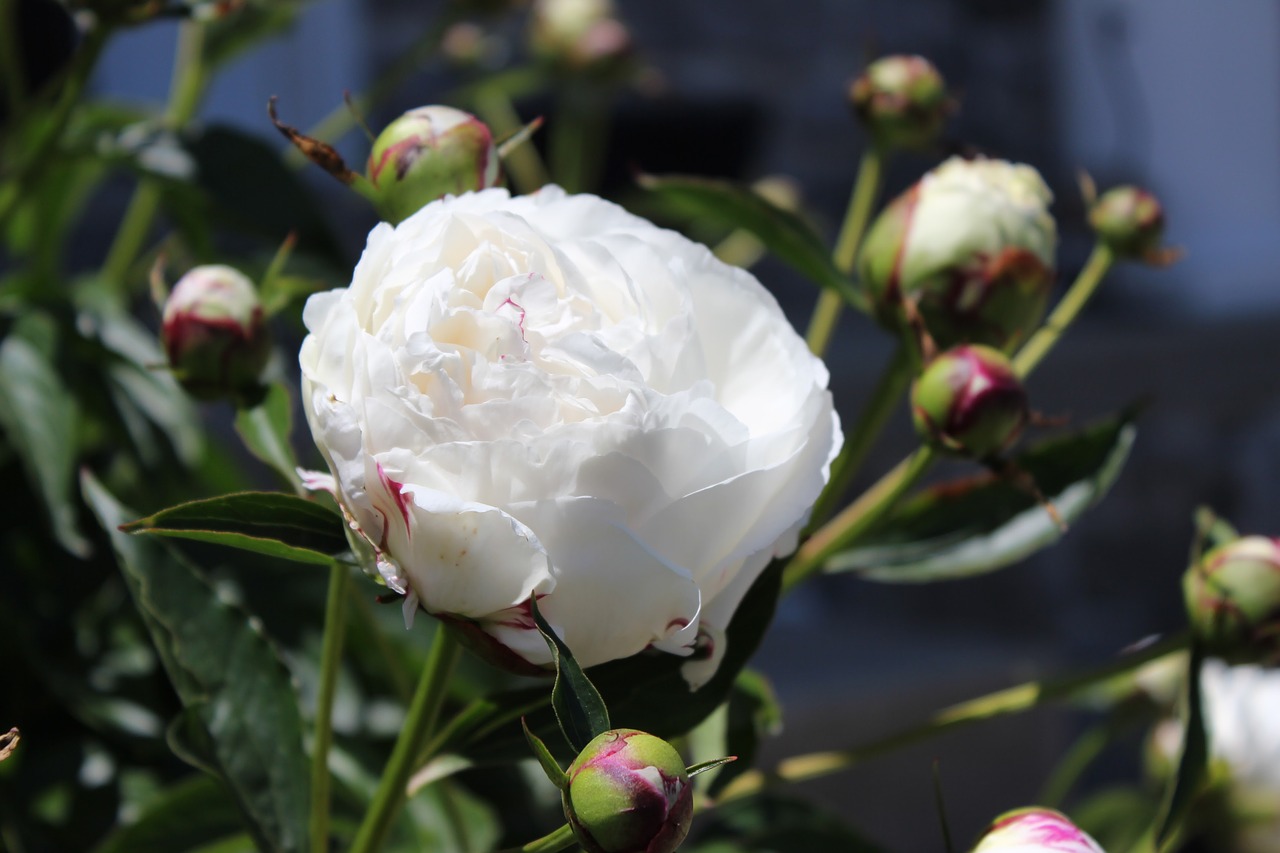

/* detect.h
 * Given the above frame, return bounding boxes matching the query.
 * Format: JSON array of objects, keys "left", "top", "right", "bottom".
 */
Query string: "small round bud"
[
  {"left": 972, "top": 807, "right": 1105, "bottom": 852},
  {"left": 848, "top": 54, "right": 950, "bottom": 150},
  {"left": 858, "top": 157, "right": 1056, "bottom": 352},
  {"left": 1088, "top": 185, "right": 1166, "bottom": 259},
  {"left": 161, "top": 265, "right": 270, "bottom": 402},
  {"left": 365, "top": 106, "right": 501, "bottom": 224},
  {"left": 562, "top": 729, "right": 692, "bottom": 853},
  {"left": 912, "top": 345, "right": 1027, "bottom": 459},
  {"left": 1183, "top": 536, "right": 1280, "bottom": 662},
  {"left": 530, "top": 0, "right": 632, "bottom": 70}
]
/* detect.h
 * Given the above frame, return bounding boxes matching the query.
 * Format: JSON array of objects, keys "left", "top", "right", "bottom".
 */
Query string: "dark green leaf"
[
  {"left": 707, "top": 669, "right": 781, "bottom": 797},
  {"left": 234, "top": 384, "right": 300, "bottom": 488},
  {"left": 0, "top": 334, "right": 90, "bottom": 556},
  {"left": 521, "top": 718, "right": 567, "bottom": 790},
  {"left": 82, "top": 474, "right": 311, "bottom": 853},
  {"left": 636, "top": 174, "right": 868, "bottom": 312},
  {"left": 95, "top": 774, "right": 244, "bottom": 853},
  {"left": 531, "top": 597, "right": 610, "bottom": 754},
  {"left": 122, "top": 491, "right": 347, "bottom": 566},
  {"left": 689, "top": 793, "right": 885, "bottom": 853},
  {"left": 1155, "top": 641, "right": 1208, "bottom": 850},
  {"left": 828, "top": 411, "right": 1138, "bottom": 582}
]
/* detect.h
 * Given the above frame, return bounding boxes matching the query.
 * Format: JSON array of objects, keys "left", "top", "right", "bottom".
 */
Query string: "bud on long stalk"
[{"left": 848, "top": 54, "right": 950, "bottom": 151}]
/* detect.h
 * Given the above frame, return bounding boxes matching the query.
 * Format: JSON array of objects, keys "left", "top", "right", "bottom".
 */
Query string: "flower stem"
[
  {"left": 498, "top": 823, "right": 578, "bottom": 853},
  {"left": 1012, "top": 243, "right": 1115, "bottom": 379},
  {"left": 101, "top": 20, "right": 207, "bottom": 289},
  {"left": 309, "top": 562, "right": 350, "bottom": 853},
  {"left": 783, "top": 445, "right": 936, "bottom": 594},
  {"left": 712, "top": 632, "right": 1189, "bottom": 806},
  {"left": 807, "top": 344, "right": 912, "bottom": 531},
  {"left": 349, "top": 623, "right": 462, "bottom": 853},
  {"left": 473, "top": 86, "right": 551, "bottom": 194},
  {"left": 805, "top": 146, "right": 884, "bottom": 356}
]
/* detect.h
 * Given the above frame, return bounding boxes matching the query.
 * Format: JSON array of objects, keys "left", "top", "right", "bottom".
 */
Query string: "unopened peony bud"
[
  {"left": 912, "top": 345, "right": 1027, "bottom": 459},
  {"left": 1088, "top": 185, "right": 1166, "bottom": 259},
  {"left": 972, "top": 807, "right": 1105, "bottom": 852},
  {"left": 562, "top": 729, "right": 692, "bottom": 853},
  {"left": 848, "top": 54, "right": 949, "bottom": 150},
  {"left": 530, "top": 0, "right": 631, "bottom": 69},
  {"left": 162, "top": 265, "right": 270, "bottom": 402},
  {"left": 858, "top": 157, "right": 1056, "bottom": 352},
  {"left": 1183, "top": 536, "right": 1280, "bottom": 662},
  {"left": 365, "top": 106, "right": 501, "bottom": 224}
]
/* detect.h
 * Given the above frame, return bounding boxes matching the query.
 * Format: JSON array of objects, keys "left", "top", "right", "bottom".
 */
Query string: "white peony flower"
[
  {"left": 299, "top": 186, "right": 840, "bottom": 685},
  {"left": 971, "top": 807, "right": 1106, "bottom": 853}
]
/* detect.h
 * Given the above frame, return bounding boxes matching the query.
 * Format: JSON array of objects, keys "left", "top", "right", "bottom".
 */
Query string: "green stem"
[
  {"left": 498, "top": 823, "right": 577, "bottom": 853},
  {"left": 473, "top": 87, "right": 550, "bottom": 194},
  {"left": 309, "top": 563, "right": 350, "bottom": 853},
  {"left": 549, "top": 82, "right": 608, "bottom": 194},
  {"left": 1013, "top": 244, "right": 1115, "bottom": 379},
  {"left": 783, "top": 445, "right": 936, "bottom": 594},
  {"left": 807, "top": 345, "right": 912, "bottom": 531},
  {"left": 351, "top": 592, "right": 414, "bottom": 704},
  {"left": 805, "top": 147, "right": 884, "bottom": 356},
  {"left": 349, "top": 624, "right": 462, "bottom": 853},
  {"left": 713, "top": 632, "right": 1189, "bottom": 806},
  {"left": 101, "top": 21, "right": 207, "bottom": 289}
]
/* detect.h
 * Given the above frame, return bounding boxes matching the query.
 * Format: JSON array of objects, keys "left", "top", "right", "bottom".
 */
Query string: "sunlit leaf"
[
  {"left": 828, "top": 411, "right": 1138, "bottom": 582},
  {"left": 83, "top": 474, "right": 310, "bottom": 853}
]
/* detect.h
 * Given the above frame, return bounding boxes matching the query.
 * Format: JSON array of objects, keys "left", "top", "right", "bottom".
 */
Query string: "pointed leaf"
[
  {"left": 828, "top": 411, "right": 1138, "bottom": 582},
  {"left": 83, "top": 474, "right": 310, "bottom": 853},
  {"left": 637, "top": 173, "right": 868, "bottom": 312},
  {"left": 1154, "top": 641, "right": 1208, "bottom": 850},
  {"left": 122, "top": 491, "right": 347, "bottom": 566},
  {"left": 95, "top": 773, "right": 244, "bottom": 853},
  {"left": 706, "top": 669, "right": 781, "bottom": 797},
  {"left": 234, "top": 384, "right": 300, "bottom": 489},
  {"left": 687, "top": 756, "right": 737, "bottom": 778},
  {"left": 531, "top": 597, "right": 610, "bottom": 754},
  {"left": 522, "top": 718, "right": 568, "bottom": 790},
  {"left": 0, "top": 334, "right": 89, "bottom": 556}
]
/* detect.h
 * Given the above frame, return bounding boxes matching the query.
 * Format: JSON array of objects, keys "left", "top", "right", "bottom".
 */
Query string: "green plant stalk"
[
  {"left": 713, "top": 632, "right": 1189, "bottom": 806},
  {"left": 785, "top": 240, "right": 1120, "bottom": 593},
  {"left": 101, "top": 21, "right": 207, "bottom": 289},
  {"left": 806, "top": 344, "right": 912, "bottom": 531},
  {"left": 1013, "top": 243, "right": 1115, "bottom": 378},
  {"left": 499, "top": 823, "right": 577, "bottom": 853},
  {"left": 351, "top": 592, "right": 414, "bottom": 704},
  {"left": 309, "top": 562, "right": 350, "bottom": 853},
  {"left": 349, "top": 625, "right": 462, "bottom": 853},
  {"left": 549, "top": 82, "right": 608, "bottom": 194},
  {"left": 805, "top": 146, "right": 883, "bottom": 356},
  {"left": 0, "top": 26, "right": 109, "bottom": 228},
  {"left": 473, "top": 86, "right": 551, "bottom": 194}
]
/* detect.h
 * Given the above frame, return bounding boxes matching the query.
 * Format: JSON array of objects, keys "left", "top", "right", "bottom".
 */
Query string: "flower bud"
[
  {"left": 562, "top": 729, "right": 692, "bottom": 853},
  {"left": 529, "top": 0, "right": 632, "bottom": 70},
  {"left": 1088, "top": 185, "right": 1166, "bottom": 259},
  {"left": 1183, "top": 536, "right": 1280, "bottom": 662},
  {"left": 911, "top": 345, "right": 1027, "bottom": 459},
  {"left": 848, "top": 54, "right": 949, "bottom": 150},
  {"left": 161, "top": 265, "right": 270, "bottom": 403},
  {"left": 365, "top": 106, "right": 501, "bottom": 224},
  {"left": 972, "top": 807, "right": 1105, "bottom": 852},
  {"left": 858, "top": 157, "right": 1056, "bottom": 352}
]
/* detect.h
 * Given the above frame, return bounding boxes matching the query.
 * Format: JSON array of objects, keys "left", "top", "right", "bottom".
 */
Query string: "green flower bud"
[
  {"left": 365, "top": 106, "right": 501, "bottom": 224},
  {"left": 1183, "top": 536, "right": 1280, "bottom": 662},
  {"left": 858, "top": 156, "right": 1056, "bottom": 352},
  {"left": 848, "top": 54, "right": 949, "bottom": 151},
  {"left": 911, "top": 345, "right": 1027, "bottom": 459},
  {"left": 161, "top": 265, "right": 270, "bottom": 403},
  {"left": 562, "top": 729, "right": 692, "bottom": 853},
  {"left": 1088, "top": 185, "right": 1166, "bottom": 259}
]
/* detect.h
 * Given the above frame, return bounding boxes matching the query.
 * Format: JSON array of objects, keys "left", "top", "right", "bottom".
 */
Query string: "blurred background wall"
[{"left": 89, "top": 1, "right": 1280, "bottom": 847}]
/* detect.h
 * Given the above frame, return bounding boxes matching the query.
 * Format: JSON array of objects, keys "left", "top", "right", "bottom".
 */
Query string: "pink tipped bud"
[
  {"left": 161, "top": 265, "right": 270, "bottom": 403},
  {"left": 1184, "top": 536, "right": 1280, "bottom": 663},
  {"left": 849, "top": 54, "right": 950, "bottom": 151},
  {"left": 562, "top": 729, "right": 693, "bottom": 853},
  {"left": 530, "top": 0, "right": 632, "bottom": 70},
  {"left": 972, "top": 807, "right": 1105, "bottom": 852},
  {"left": 365, "top": 106, "right": 501, "bottom": 224},
  {"left": 912, "top": 345, "right": 1028, "bottom": 459}
]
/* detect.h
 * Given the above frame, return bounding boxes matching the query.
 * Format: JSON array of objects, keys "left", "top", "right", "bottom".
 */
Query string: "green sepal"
[{"left": 530, "top": 596, "right": 611, "bottom": 754}]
